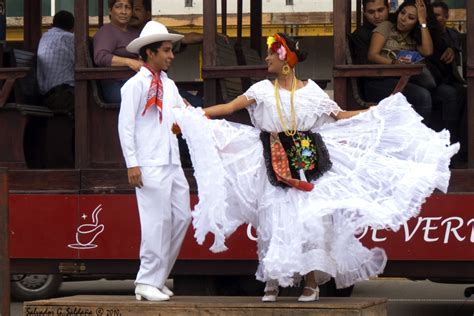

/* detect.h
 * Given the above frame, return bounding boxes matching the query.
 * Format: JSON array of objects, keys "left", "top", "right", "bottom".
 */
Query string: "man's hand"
[
  {"left": 171, "top": 123, "right": 181, "bottom": 135},
  {"left": 128, "top": 166, "right": 143, "bottom": 188},
  {"left": 440, "top": 47, "right": 455, "bottom": 64}
]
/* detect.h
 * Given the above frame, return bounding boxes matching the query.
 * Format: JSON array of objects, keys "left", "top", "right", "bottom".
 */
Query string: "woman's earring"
[{"left": 282, "top": 64, "right": 291, "bottom": 75}]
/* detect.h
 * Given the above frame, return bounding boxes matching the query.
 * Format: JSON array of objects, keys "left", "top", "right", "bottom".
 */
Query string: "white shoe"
[
  {"left": 161, "top": 285, "right": 174, "bottom": 297},
  {"left": 298, "top": 286, "right": 320, "bottom": 302},
  {"left": 135, "top": 284, "right": 170, "bottom": 301},
  {"left": 261, "top": 289, "right": 278, "bottom": 302}
]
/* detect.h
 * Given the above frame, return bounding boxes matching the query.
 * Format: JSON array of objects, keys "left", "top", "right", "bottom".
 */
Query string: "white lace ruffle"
[
  {"left": 176, "top": 107, "right": 262, "bottom": 252},
  {"left": 175, "top": 93, "right": 458, "bottom": 289}
]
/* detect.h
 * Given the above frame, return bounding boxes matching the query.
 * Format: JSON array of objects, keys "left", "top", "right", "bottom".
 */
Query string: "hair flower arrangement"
[
  {"left": 267, "top": 36, "right": 276, "bottom": 48},
  {"left": 267, "top": 35, "right": 287, "bottom": 61}
]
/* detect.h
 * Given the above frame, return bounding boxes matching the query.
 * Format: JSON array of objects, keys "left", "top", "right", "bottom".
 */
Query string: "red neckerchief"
[{"left": 142, "top": 63, "right": 163, "bottom": 122}]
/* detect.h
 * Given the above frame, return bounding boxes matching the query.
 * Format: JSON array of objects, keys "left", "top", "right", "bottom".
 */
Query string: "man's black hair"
[
  {"left": 362, "top": 0, "right": 389, "bottom": 10},
  {"left": 139, "top": 41, "right": 164, "bottom": 61},
  {"left": 53, "top": 10, "right": 74, "bottom": 31},
  {"left": 432, "top": 1, "right": 449, "bottom": 16}
]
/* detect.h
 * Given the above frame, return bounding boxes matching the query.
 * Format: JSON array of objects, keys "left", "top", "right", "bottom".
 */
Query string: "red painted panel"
[
  {"left": 75, "top": 195, "right": 140, "bottom": 259},
  {"left": 360, "top": 195, "right": 474, "bottom": 261},
  {"left": 9, "top": 195, "right": 79, "bottom": 259},
  {"left": 9, "top": 193, "right": 474, "bottom": 261}
]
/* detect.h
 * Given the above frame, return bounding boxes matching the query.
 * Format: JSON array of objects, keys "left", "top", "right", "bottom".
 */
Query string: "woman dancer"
[{"left": 175, "top": 32, "right": 457, "bottom": 302}]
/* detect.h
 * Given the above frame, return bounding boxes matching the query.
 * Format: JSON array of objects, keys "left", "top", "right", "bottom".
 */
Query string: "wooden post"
[
  {"left": 0, "top": 0, "right": 6, "bottom": 41},
  {"left": 0, "top": 0, "right": 5, "bottom": 70},
  {"left": 467, "top": 1, "right": 473, "bottom": 168},
  {"left": 0, "top": 168, "right": 9, "bottom": 316},
  {"left": 75, "top": 0, "right": 90, "bottom": 168},
  {"left": 203, "top": 0, "right": 217, "bottom": 106},
  {"left": 23, "top": 0, "right": 42, "bottom": 51},
  {"left": 333, "top": 0, "right": 350, "bottom": 109},
  {"left": 250, "top": 0, "right": 262, "bottom": 55},
  {"left": 236, "top": 0, "right": 242, "bottom": 43},
  {"left": 356, "top": 0, "right": 362, "bottom": 28},
  {"left": 99, "top": 0, "right": 104, "bottom": 28},
  {"left": 221, "top": 0, "right": 227, "bottom": 35}
]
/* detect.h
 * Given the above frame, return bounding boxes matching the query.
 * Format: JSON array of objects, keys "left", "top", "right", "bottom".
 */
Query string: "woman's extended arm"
[
  {"left": 368, "top": 32, "right": 392, "bottom": 65},
  {"left": 204, "top": 95, "right": 255, "bottom": 118},
  {"left": 333, "top": 108, "right": 370, "bottom": 120}
]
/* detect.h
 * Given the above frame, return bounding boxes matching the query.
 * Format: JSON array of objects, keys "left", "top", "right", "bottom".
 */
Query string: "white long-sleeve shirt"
[{"left": 118, "top": 67, "right": 186, "bottom": 168}]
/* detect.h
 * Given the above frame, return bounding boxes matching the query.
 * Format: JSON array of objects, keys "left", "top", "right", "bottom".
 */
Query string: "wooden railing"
[{"left": 0, "top": 67, "right": 29, "bottom": 107}]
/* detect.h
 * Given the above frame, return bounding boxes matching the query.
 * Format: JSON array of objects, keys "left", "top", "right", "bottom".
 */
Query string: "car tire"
[{"left": 11, "top": 274, "right": 62, "bottom": 301}]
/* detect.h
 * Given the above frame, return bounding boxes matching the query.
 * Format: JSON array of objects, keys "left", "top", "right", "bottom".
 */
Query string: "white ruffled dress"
[{"left": 174, "top": 79, "right": 458, "bottom": 289}]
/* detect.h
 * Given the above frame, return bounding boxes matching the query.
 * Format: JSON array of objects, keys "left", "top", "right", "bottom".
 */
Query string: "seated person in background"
[
  {"left": 428, "top": 1, "right": 467, "bottom": 166},
  {"left": 432, "top": 1, "right": 464, "bottom": 81},
  {"left": 93, "top": 0, "right": 142, "bottom": 103},
  {"left": 129, "top": 0, "right": 210, "bottom": 107},
  {"left": 366, "top": 0, "right": 434, "bottom": 124},
  {"left": 37, "top": 10, "right": 75, "bottom": 116},
  {"left": 351, "top": 0, "right": 390, "bottom": 65}
]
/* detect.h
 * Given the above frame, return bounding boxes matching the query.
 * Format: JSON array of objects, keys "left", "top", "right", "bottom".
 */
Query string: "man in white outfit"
[{"left": 118, "top": 21, "right": 191, "bottom": 301}]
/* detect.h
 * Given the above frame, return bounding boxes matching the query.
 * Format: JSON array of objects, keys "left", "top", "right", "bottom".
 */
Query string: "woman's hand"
[
  {"left": 415, "top": 0, "right": 433, "bottom": 57},
  {"left": 416, "top": 0, "right": 427, "bottom": 25},
  {"left": 127, "top": 58, "right": 144, "bottom": 72}
]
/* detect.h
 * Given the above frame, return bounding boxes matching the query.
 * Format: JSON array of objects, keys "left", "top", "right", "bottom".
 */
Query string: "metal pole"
[{"left": 0, "top": 168, "right": 10, "bottom": 316}]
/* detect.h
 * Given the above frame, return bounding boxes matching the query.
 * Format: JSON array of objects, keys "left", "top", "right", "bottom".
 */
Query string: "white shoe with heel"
[
  {"left": 135, "top": 284, "right": 170, "bottom": 301},
  {"left": 298, "top": 286, "right": 320, "bottom": 302},
  {"left": 261, "top": 289, "right": 279, "bottom": 302}
]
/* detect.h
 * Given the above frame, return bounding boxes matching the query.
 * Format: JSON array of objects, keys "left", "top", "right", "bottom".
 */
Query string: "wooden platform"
[{"left": 24, "top": 295, "right": 387, "bottom": 316}]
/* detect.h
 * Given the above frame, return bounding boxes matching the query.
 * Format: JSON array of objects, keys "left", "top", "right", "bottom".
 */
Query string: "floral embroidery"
[{"left": 286, "top": 132, "right": 317, "bottom": 171}]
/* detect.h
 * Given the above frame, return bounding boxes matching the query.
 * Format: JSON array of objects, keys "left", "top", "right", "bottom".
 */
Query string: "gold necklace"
[{"left": 274, "top": 75, "right": 297, "bottom": 136}]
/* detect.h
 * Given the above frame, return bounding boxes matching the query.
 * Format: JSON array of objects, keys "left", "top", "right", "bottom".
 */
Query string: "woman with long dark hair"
[{"left": 366, "top": 0, "right": 436, "bottom": 123}]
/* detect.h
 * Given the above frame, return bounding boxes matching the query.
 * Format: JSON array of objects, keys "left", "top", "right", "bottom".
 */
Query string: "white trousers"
[{"left": 135, "top": 165, "right": 191, "bottom": 288}]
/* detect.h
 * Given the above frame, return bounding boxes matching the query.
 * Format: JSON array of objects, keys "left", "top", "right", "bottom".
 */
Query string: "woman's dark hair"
[
  {"left": 139, "top": 41, "right": 164, "bottom": 61},
  {"left": 108, "top": 0, "right": 134, "bottom": 10},
  {"left": 390, "top": 0, "right": 442, "bottom": 46},
  {"left": 53, "top": 10, "right": 74, "bottom": 31},
  {"left": 277, "top": 32, "right": 308, "bottom": 63}
]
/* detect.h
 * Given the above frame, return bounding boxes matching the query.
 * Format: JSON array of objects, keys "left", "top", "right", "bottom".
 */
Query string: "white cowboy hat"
[{"left": 126, "top": 21, "right": 184, "bottom": 53}]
